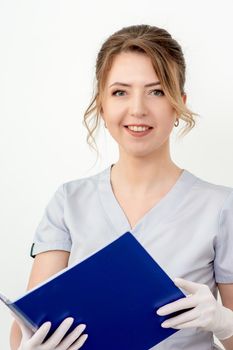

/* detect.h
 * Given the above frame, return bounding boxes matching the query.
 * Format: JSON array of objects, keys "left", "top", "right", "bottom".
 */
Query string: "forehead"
[{"left": 106, "top": 52, "right": 159, "bottom": 84}]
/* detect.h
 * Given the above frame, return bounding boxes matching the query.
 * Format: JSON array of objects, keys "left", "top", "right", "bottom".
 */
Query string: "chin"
[{"left": 123, "top": 146, "right": 160, "bottom": 158}]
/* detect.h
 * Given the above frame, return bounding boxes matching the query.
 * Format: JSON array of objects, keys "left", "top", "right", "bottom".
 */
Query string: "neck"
[{"left": 111, "top": 144, "right": 182, "bottom": 196}]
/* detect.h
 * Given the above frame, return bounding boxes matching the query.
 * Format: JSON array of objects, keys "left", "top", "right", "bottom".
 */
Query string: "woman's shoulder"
[
  {"left": 61, "top": 165, "right": 110, "bottom": 196},
  {"left": 188, "top": 169, "right": 233, "bottom": 204}
]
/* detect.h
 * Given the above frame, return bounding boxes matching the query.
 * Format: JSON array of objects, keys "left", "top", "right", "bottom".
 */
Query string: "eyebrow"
[{"left": 109, "top": 81, "right": 161, "bottom": 88}]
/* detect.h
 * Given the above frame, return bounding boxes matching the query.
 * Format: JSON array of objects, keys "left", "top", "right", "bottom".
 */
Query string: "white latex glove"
[
  {"left": 156, "top": 277, "right": 233, "bottom": 340},
  {"left": 11, "top": 312, "right": 88, "bottom": 350}
]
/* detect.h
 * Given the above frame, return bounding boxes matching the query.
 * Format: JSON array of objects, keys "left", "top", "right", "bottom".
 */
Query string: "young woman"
[{"left": 10, "top": 24, "right": 233, "bottom": 350}]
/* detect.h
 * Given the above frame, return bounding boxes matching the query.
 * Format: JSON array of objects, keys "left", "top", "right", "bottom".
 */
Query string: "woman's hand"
[
  {"left": 11, "top": 312, "right": 88, "bottom": 350},
  {"left": 156, "top": 277, "right": 233, "bottom": 340}
]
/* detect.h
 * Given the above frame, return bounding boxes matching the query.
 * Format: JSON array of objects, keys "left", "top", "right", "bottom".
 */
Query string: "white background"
[{"left": 1, "top": 0, "right": 233, "bottom": 348}]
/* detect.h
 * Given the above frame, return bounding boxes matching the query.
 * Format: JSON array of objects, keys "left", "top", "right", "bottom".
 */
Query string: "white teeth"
[{"left": 127, "top": 126, "right": 150, "bottom": 132}]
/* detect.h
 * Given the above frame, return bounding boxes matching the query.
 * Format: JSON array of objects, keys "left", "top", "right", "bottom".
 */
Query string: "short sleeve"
[
  {"left": 30, "top": 183, "right": 72, "bottom": 258},
  {"left": 214, "top": 189, "right": 233, "bottom": 283}
]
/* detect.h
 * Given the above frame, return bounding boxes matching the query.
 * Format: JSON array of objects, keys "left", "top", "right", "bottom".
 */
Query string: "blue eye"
[
  {"left": 111, "top": 89, "right": 164, "bottom": 97},
  {"left": 150, "top": 89, "right": 164, "bottom": 96},
  {"left": 112, "top": 90, "right": 125, "bottom": 96}
]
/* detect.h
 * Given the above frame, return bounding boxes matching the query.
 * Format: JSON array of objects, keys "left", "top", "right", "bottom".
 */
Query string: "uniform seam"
[
  {"left": 217, "top": 188, "right": 233, "bottom": 247},
  {"left": 96, "top": 173, "right": 119, "bottom": 233},
  {"left": 61, "top": 182, "right": 72, "bottom": 236}
]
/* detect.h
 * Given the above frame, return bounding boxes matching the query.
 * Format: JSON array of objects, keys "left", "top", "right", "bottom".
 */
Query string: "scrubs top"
[{"left": 30, "top": 164, "right": 233, "bottom": 350}]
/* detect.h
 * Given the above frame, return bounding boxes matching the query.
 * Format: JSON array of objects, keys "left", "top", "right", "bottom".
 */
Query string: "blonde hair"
[{"left": 83, "top": 24, "right": 199, "bottom": 155}]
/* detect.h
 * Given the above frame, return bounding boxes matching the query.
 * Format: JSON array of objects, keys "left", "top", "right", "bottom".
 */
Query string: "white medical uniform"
[{"left": 30, "top": 164, "right": 233, "bottom": 350}]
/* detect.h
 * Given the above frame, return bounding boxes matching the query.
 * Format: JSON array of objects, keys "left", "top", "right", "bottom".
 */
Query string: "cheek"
[
  {"left": 103, "top": 107, "right": 125, "bottom": 127},
  {"left": 103, "top": 100, "right": 175, "bottom": 131},
  {"left": 108, "top": 115, "right": 123, "bottom": 129},
  {"left": 159, "top": 117, "right": 175, "bottom": 131},
  {"left": 156, "top": 105, "right": 176, "bottom": 128}
]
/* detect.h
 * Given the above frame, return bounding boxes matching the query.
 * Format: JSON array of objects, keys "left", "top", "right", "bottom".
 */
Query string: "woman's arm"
[
  {"left": 217, "top": 283, "right": 233, "bottom": 350},
  {"left": 9, "top": 250, "right": 70, "bottom": 350}
]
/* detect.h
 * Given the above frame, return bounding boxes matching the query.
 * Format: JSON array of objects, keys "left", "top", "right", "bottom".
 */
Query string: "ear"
[
  {"left": 99, "top": 103, "right": 104, "bottom": 115},
  {"left": 100, "top": 109, "right": 105, "bottom": 125},
  {"left": 182, "top": 93, "right": 187, "bottom": 104},
  {"left": 100, "top": 109, "right": 104, "bottom": 119}
]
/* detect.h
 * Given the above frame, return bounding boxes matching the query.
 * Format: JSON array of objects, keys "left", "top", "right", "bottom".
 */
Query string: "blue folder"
[{"left": 1, "top": 232, "right": 189, "bottom": 349}]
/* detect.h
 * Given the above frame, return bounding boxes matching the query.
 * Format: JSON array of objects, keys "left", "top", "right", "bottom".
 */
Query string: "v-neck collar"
[{"left": 97, "top": 163, "right": 198, "bottom": 237}]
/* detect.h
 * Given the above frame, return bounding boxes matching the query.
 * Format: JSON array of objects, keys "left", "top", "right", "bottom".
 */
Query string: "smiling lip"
[
  {"left": 124, "top": 126, "right": 153, "bottom": 137},
  {"left": 124, "top": 124, "right": 153, "bottom": 128}
]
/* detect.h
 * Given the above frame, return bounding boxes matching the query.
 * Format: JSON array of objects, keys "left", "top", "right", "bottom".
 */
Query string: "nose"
[{"left": 129, "top": 93, "right": 147, "bottom": 118}]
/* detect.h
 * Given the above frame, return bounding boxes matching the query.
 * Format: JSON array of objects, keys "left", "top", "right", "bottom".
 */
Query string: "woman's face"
[{"left": 101, "top": 51, "right": 186, "bottom": 158}]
